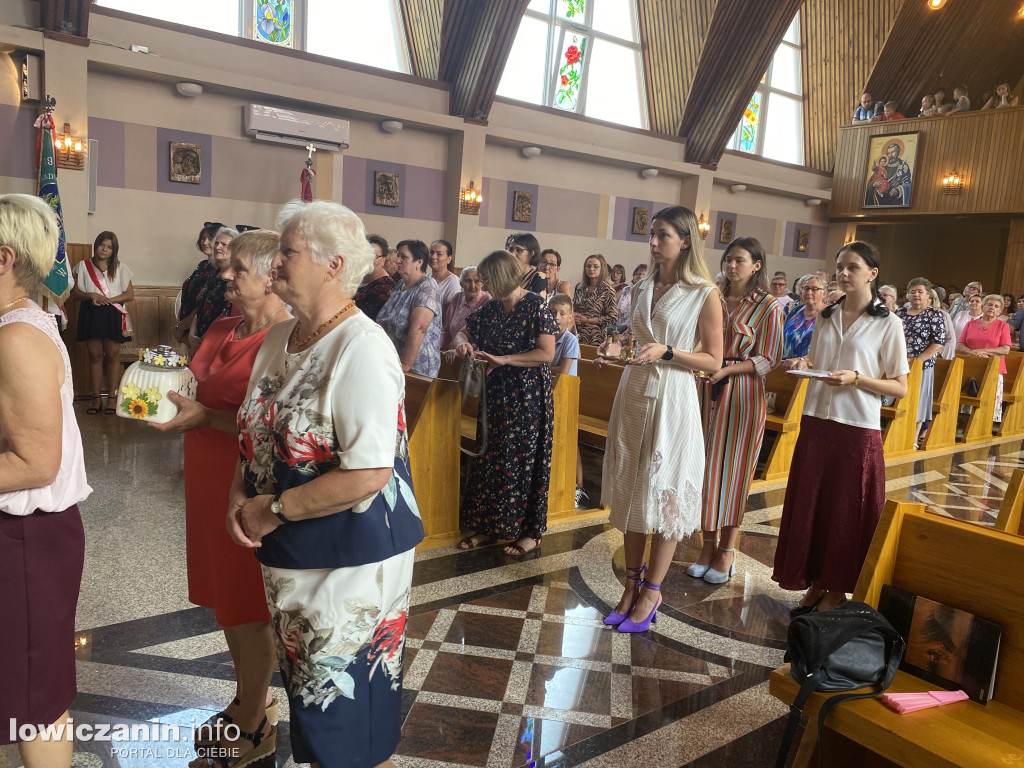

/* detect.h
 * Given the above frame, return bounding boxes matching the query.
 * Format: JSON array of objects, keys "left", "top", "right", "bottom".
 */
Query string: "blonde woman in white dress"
[{"left": 598, "top": 206, "right": 723, "bottom": 633}]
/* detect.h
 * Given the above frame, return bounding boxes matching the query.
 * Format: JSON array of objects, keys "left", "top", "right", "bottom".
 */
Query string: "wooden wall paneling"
[
  {"left": 829, "top": 109, "right": 1024, "bottom": 218},
  {"left": 864, "top": 0, "right": 1024, "bottom": 125},
  {"left": 1000, "top": 218, "right": 1024, "bottom": 297},
  {"left": 801, "top": 0, "right": 903, "bottom": 172},
  {"left": 399, "top": 0, "right": 443, "bottom": 80},
  {"left": 677, "top": 0, "right": 804, "bottom": 166},
  {"left": 438, "top": 0, "right": 530, "bottom": 120},
  {"left": 637, "top": 0, "right": 717, "bottom": 136}
]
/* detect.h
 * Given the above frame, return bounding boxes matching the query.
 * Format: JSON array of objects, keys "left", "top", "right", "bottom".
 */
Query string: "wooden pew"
[
  {"left": 957, "top": 354, "right": 1000, "bottom": 444},
  {"left": 759, "top": 367, "right": 808, "bottom": 481},
  {"left": 922, "top": 357, "right": 963, "bottom": 451},
  {"left": 404, "top": 373, "right": 461, "bottom": 540},
  {"left": 576, "top": 360, "right": 625, "bottom": 448},
  {"left": 579, "top": 343, "right": 599, "bottom": 361},
  {"left": 995, "top": 467, "right": 1024, "bottom": 536},
  {"left": 770, "top": 500, "right": 1024, "bottom": 768},
  {"left": 998, "top": 351, "right": 1024, "bottom": 438},
  {"left": 881, "top": 359, "right": 921, "bottom": 458}
]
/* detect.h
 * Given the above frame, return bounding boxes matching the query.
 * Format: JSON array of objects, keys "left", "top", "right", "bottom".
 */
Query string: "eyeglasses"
[
  {"left": 801, "top": 286, "right": 824, "bottom": 292},
  {"left": 540, "top": 261, "right": 559, "bottom": 268},
  {"left": 509, "top": 246, "right": 528, "bottom": 254}
]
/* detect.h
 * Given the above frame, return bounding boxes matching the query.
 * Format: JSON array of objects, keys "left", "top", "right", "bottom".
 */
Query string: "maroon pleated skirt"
[
  {"left": 0, "top": 505, "right": 85, "bottom": 744},
  {"left": 772, "top": 416, "right": 885, "bottom": 594}
]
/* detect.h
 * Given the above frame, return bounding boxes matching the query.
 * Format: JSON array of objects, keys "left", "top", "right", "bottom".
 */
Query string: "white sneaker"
[{"left": 575, "top": 487, "right": 589, "bottom": 508}]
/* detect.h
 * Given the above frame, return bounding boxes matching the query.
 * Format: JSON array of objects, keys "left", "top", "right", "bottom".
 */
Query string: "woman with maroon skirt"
[
  {"left": 772, "top": 242, "right": 908, "bottom": 614},
  {"left": 0, "top": 194, "right": 91, "bottom": 766}
]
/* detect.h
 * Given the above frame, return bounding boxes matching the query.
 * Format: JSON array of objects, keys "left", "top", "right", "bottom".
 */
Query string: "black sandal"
[
  {"left": 194, "top": 697, "right": 239, "bottom": 750},
  {"left": 201, "top": 714, "right": 276, "bottom": 768},
  {"left": 87, "top": 398, "right": 102, "bottom": 415},
  {"left": 105, "top": 397, "right": 118, "bottom": 415}
]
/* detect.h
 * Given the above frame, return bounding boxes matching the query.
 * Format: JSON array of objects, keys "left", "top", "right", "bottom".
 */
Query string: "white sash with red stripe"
[{"left": 84, "top": 259, "right": 133, "bottom": 335}]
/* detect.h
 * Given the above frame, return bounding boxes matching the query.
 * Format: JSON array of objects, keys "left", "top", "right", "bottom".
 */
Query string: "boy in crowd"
[{"left": 549, "top": 294, "right": 587, "bottom": 506}]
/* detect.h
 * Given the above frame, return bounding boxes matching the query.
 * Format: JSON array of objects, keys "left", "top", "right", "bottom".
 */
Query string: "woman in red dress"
[{"left": 154, "top": 230, "right": 290, "bottom": 759}]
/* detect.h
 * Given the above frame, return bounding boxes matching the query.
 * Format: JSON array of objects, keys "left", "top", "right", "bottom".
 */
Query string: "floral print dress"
[
  {"left": 460, "top": 293, "right": 559, "bottom": 540},
  {"left": 896, "top": 306, "right": 947, "bottom": 423},
  {"left": 238, "top": 313, "right": 424, "bottom": 768}
]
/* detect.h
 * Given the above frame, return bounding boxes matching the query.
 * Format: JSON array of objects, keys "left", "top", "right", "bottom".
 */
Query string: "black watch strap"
[
  {"left": 271, "top": 493, "right": 289, "bottom": 524},
  {"left": 662, "top": 345, "right": 674, "bottom": 361}
]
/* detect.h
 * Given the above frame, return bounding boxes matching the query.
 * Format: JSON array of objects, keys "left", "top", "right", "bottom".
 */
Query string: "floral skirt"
[{"left": 263, "top": 549, "right": 414, "bottom": 768}]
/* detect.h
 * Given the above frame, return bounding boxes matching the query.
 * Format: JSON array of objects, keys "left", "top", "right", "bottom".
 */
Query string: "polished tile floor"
[{"left": 2, "top": 405, "right": 1020, "bottom": 768}]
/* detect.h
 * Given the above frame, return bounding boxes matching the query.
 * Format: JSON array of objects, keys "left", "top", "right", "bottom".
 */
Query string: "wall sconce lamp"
[
  {"left": 460, "top": 181, "right": 483, "bottom": 215},
  {"left": 941, "top": 170, "right": 963, "bottom": 195},
  {"left": 56, "top": 122, "right": 86, "bottom": 170},
  {"left": 926, "top": 0, "right": 946, "bottom": 9},
  {"left": 697, "top": 213, "right": 711, "bottom": 240}
]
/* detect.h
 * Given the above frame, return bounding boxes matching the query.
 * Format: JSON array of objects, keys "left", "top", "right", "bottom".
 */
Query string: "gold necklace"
[
  {"left": 236, "top": 305, "right": 286, "bottom": 340},
  {"left": 0, "top": 296, "right": 29, "bottom": 313},
  {"left": 291, "top": 300, "right": 355, "bottom": 349}
]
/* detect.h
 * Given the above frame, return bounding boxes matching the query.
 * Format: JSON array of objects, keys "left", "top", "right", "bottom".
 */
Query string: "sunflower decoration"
[{"left": 120, "top": 381, "right": 160, "bottom": 419}]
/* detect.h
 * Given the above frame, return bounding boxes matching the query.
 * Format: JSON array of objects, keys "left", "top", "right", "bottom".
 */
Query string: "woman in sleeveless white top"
[{"left": 597, "top": 206, "right": 723, "bottom": 633}]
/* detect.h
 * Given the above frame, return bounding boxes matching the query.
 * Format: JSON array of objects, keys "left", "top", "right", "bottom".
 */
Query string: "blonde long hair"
[{"left": 647, "top": 206, "right": 714, "bottom": 287}]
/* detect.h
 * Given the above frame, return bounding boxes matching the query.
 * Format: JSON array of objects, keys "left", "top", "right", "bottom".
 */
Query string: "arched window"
[
  {"left": 727, "top": 11, "right": 804, "bottom": 165},
  {"left": 95, "top": 0, "right": 411, "bottom": 74},
  {"left": 497, "top": 0, "right": 647, "bottom": 129}
]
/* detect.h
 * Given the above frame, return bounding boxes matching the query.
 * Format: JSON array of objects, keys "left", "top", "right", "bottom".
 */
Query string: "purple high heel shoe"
[
  {"left": 603, "top": 564, "right": 647, "bottom": 626},
  {"left": 617, "top": 581, "right": 662, "bottom": 633}
]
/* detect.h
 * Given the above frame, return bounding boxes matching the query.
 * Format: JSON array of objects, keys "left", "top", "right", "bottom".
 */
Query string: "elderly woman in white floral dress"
[
  {"left": 228, "top": 200, "right": 424, "bottom": 768},
  {"left": 598, "top": 206, "right": 723, "bottom": 633}
]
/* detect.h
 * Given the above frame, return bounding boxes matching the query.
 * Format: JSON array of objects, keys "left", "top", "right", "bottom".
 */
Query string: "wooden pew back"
[
  {"left": 855, "top": 501, "right": 1024, "bottom": 710},
  {"left": 923, "top": 357, "right": 963, "bottom": 451},
  {"left": 999, "top": 352, "right": 1024, "bottom": 436},
  {"left": 881, "top": 359, "right": 921, "bottom": 457},
  {"left": 404, "top": 373, "right": 461, "bottom": 539},
  {"left": 957, "top": 354, "right": 1000, "bottom": 443},
  {"left": 576, "top": 360, "right": 624, "bottom": 446},
  {"left": 995, "top": 467, "right": 1024, "bottom": 536},
  {"left": 764, "top": 367, "right": 805, "bottom": 423}
]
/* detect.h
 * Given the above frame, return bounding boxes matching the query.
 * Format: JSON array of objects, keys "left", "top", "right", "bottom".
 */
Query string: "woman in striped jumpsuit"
[{"left": 692, "top": 237, "right": 783, "bottom": 584}]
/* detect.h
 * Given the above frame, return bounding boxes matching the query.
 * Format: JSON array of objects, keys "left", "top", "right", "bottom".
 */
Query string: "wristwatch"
[
  {"left": 270, "top": 493, "right": 289, "bottom": 524},
  {"left": 662, "top": 345, "right": 674, "bottom": 361}
]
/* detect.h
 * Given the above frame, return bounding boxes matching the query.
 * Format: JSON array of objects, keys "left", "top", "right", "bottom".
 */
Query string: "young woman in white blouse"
[{"left": 772, "top": 241, "right": 909, "bottom": 615}]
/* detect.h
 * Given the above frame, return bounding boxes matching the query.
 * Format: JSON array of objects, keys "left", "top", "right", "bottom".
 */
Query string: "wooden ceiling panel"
[
  {"left": 400, "top": 0, "right": 443, "bottom": 80},
  {"left": 802, "top": 0, "right": 903, "bottom": 172},
  {"left": 637, "top": 0, "right": 717, "bottom": 135},
  {"left": 865, "top": 0, "right": 1024, "bottom": 117},
  {"left": 438, "top": 0, "right": 530, "bottom": 120},
  {"left": 678, "top": 0, "right": 804, "bottom": 166}
]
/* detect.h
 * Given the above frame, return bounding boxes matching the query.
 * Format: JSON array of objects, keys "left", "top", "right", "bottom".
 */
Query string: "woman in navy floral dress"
[
  {"left": 896, "top": 277, "right": 946, "bottom": 440},
  {"left": 454, "top": 249, "right": 559, "bottom": 556}
]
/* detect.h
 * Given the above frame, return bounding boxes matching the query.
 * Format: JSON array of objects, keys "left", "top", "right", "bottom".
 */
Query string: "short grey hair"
[
  {"left": 229, "top": 230, "right": 279, "bottom": 276},
  {"left": 906, "top": 277, "right": 932, "bottom": 291},
  {"left": 879, "top": 284, "right": 897, "bottom": 296},
  {"left": 795, "top": 273, "right": 819, "bottom": 292},
  {"left": 0, "top": 194, "right": 59, "bottom": 294},
  {"left": 275, "top": 200, "right": 374, "bottom": 296},
  {"left": 215, "top": 226, "right": 239, "bottom": 241}
]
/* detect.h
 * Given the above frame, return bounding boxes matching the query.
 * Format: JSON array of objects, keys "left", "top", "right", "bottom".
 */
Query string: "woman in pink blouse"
[
  {"left": 957, "top": 293, "right": 1011, "bottom": 422},
  {"left": 441, "top": 266, "right": 490, "bottom": 352}
]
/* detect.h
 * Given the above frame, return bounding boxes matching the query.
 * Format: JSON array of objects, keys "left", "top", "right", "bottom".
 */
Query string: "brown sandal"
[
  {"left": 503, "top": 538, "right": 541, "bottom": 556},
  {"left": 458, "top": 533, "right": 498, "bottom": 550}
]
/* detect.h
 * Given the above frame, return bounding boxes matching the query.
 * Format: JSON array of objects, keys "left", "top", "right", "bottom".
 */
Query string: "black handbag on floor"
[
  {"left": 458, "top": 356, "right": 488, "bottom": 458},
  {"left": 774, "top": 601, "right": 905, "bottom": 768}
]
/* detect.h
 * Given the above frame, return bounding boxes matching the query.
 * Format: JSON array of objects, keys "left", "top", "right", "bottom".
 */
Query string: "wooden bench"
[
  {"left": 957, "top": 354, "right": 1000, "bottom": 444},
  {"left": 995, "top": 467, "right": 1024, "bottom": 536},
  {"left": 998, "top": 352, "right": 1024, "bottom": 438},
  {"left": 404, "top": 373, "right": 461, "bottom": 540},
  {"left": 579, "top": 343, "right": 599, "bottom": 361},
  {"left": 922, "top": 357, "right": 963, "bottom": 451},
  {"left": 769, "top": 499, "right": 1024, "bottom": 768},
  {"left": 576, "top": 359, "right": 624, "bottom": 448},
  {"left": 881, "top": 359, "right": 922, "bottom": 458},
  {"left": 759, "top": 367, "right": 808, "bottom": 481}
]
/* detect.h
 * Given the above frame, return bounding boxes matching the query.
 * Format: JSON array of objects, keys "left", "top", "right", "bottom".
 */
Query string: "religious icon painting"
[
  {"left": 512, "top": 190, "right": 533, "bottom": 223},
  {"left": 631, "top": 206, "right": 649, "bottom": 235},
  {"left": 169, "top": 142, "right": 202, "bottom": 184},
  {"left": 863, "top": 132, "right": 919, "bottom": 209},
  {"left": 719, "top": 216, "right": 734, "bottom": 244},
  {"left": 374, "top": 171, "right": 400, "bottom": 207},
  {"left": 796, "top": 228, "right": 811, "bottom": 252}
]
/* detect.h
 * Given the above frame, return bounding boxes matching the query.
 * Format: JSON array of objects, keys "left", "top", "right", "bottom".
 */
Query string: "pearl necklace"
[{"left": 291, "top": 300, "right": 355, "bottom": 349}]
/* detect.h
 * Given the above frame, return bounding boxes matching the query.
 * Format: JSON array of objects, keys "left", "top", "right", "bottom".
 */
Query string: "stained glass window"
[
  {"left": 728, "top": 10, "right": 803, "bottom": 164},
  {"left": 555, "top": 33, "right": 587, "bottom": 111},
  {"left": 738, "top": 93, "right": 761, "bottom": 152},
  {"left": 496, "top": 1, "right": 646, "bottom": 128},
  {"left": 253, "top": 0, "right": 293, "bottom": 47}
]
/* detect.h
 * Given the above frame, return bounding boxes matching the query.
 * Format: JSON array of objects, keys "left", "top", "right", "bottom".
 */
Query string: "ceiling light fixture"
[
  {"left": 640, "top": 168, "right": 659, "bottom": 178},
  {"left": 521, "top": 146, "right": 542, "bottom": 158},
  {"left": 175, "top": 82, "right": 203, "bottom": 97},
  {"left": 806, "top": 198, "right": 823, "bottom": 206},
  {"left": 380, "top": 119, "right": 403, "bottom": 133},
  {"left": 730, "top": 184, "right": 747, "bottom": 193}
]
